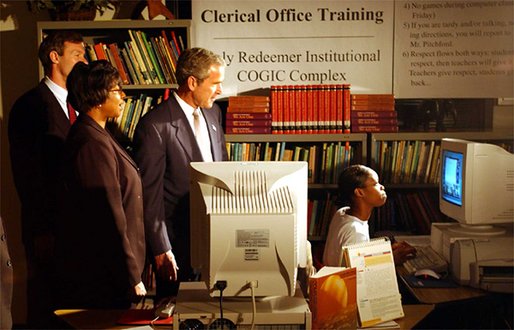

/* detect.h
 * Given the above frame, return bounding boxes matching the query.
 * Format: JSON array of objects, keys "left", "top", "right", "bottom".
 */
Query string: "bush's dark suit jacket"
[
  {"left": 132, "top": 95, "right": 228, "bottom": 275},
  {"left": 8, "top": 81, "right": 70, "bottom": 246},
  {"left": 55, "top": 115, "right": 145, "bottom": 308}
]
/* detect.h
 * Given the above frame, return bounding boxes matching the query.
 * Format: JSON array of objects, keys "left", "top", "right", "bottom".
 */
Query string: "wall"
[{"left": 1, "top": 1, "right": 50, "bottom": 324}]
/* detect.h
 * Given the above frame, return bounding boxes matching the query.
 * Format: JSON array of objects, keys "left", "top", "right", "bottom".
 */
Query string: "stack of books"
[
  {"left": 270, "top": 84, "right": 349, "bottom": 134},
  {"left": 350, "top": 94, "right": 398, "bottom": 133},
  {"left": 226, "top": 96, "right": 271, "bottom": 134}
]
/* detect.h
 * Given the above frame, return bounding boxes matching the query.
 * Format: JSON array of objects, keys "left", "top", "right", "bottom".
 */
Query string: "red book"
[
  {"left": 306, "top": 85, "right": 315, "bottom": 133},
  {"left": 227, "top": 106, "right": 270, "bottom": 113},
  {"left": 351, "top": 118, "right": 398, "bottom": 125},
  {"left": 289, "top": 85, "right": 297, "bottom": 133},
  {"left": 312, "top": 85, "right": 320, "bottom": 133},
  {"left": 329, "top": 85, "right": 337, "bottom": 133},
  {"left": 270, "top": 85, "right": 280, "bottom": 134},
  {"left": 351, "top": 125, "right": 399, "bottom": 133},
  {"left": 350, "top": 94, "right": 395, "bottom": 101},
  {"left": 335, "top": 84, "right": 343, "bottom": 133},
  {"left": 108, "top": 43, "right": 130, "bottom": 84},
  {"left": 300, "top": 85, "right": 308, "bottom": 133},
  {"left": 225, "top": 119, "right": 272, "bottom": 127},
  {"left": 343, "top": 84, "right": 351, "bottom": 134},
  {"left": 318, "top": 85, "right": 328, "bottom": 133},
  {"left": 351, "top": 104, "right": 395, "bottom": 111},
  {"left": 226, "top": 113, "right": 272, "bottom": 120},
  {"left": 350, "top": 111, "right": 397, "bottom": 118},
  {"left": 93, "top": 42, "right": 108, "bottom": 60},
  {"left": 229, "top": 96, "right": 270, "bottom": 107},
  {"left": 282, "top": 86, "right": 291, "bottom": 134},
  {"left": 225, "top": 126, "right": 272, "bottom": 134}
]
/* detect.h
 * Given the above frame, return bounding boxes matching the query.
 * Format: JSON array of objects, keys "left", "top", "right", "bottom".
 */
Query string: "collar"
[
  {"left": 44, "top": 76, "right": 67, "bottom": 105},
  {"left": 173, "top": 91, "right": 197, "bottom": 117}
]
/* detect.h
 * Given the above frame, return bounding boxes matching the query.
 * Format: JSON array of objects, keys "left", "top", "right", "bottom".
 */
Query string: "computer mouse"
[
  {"left": 414, "top": 269, "right": 441, "bottom": 280},
  {"left": 154, "top": 300, "right": 175, "bottom": 318}
]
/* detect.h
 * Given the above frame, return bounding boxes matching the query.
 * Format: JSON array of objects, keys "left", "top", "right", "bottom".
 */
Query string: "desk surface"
[
  {"left": 55, "top": 304, "right": 434, "bottom": 330},
  {"left": 397, "top": 266, "right": 486, "bottom": 304}
]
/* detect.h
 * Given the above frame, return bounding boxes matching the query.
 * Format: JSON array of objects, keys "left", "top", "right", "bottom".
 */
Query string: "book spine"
[
  {"left": 108, "top": 43, "right": 130, "bottom": 85},
  {"left": 282, "top": 85, "right": 291, "bottom": 133},
  {"left": 343, "top": 84, "right": 351, "bottom": 134},
  {"left": 350, "top": 111, "right": 397, "bottom": 118},
  {"left": 226, "top": 113, "right": 272, "bottom": 120},
  {"left": 351, "top": 118, "right": 398, "bottom": 125},
  {"left": 227, "top": 107, "right": 270, "bottom": 113},
  {"left": 300, "top": 85, "right": 308, "bottom": 134},
  {"left": 140, "top": 31, "right": 166, "bottom": 84},
  {"left": 351, "top": 125, "right": 399, "bottom": 133},
  {"left": 351, "top": 104, "right": 395, "bottom": 111},
  {"left": 225, "top": 126, "right": 272, "bottom": 134},
  {"left": 120, "top": 48, "right": 139, "bottom": 85},
  {"left": 126, "top": 33, "right": 151, "bottom": 84},
  {"left": 225, "top": 119, "right": 272, "bottom": 127}
]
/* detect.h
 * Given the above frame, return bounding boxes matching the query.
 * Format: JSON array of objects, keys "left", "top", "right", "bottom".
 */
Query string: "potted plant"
[{"left": 28, "top": 0, "right": 116, "bottom": 20}]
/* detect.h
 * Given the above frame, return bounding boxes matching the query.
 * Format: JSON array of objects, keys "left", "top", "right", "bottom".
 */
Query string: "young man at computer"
[{"left": 323, "top": 165, "right": 416, "bottom": 267}]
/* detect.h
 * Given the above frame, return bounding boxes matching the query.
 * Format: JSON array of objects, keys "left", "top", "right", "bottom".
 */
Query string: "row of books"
[
  {"left": 350, "top": 94, "right": 398, "bottom": 133},
  {"left": 269, "top": 84, "right": 350, "bottom": 134},
  {"left": 85, "top": 29, "right": 184, "bottom": 86},
  {"left": 369, "top": 190, "right": 448, "bottom": 236},
  {"left": 225, "top": 89, "right": 401, "bottom": 135},
  {"left": 108, "top": 92, "right": 167, "bottom": 141},
  {"left": 225, "top": 141, "right": 354, "bottom": 184},
  {"left": 374, "top": 140, "right": 441, "bottom": 184}
]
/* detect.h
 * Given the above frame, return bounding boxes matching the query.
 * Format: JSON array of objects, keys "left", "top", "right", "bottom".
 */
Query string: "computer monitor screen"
[
  {"left": 439, "top": 138, "right": 514, "bottom": 234},
  {"left": 441, "top": 150, "right": 464, "bottom": 206},
  {"left": 189, "top": 161, "right": 308, "bottom": 297}
]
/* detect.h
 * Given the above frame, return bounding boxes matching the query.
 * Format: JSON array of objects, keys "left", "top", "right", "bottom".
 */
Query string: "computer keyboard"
[{"left": 403, "top": 245, "right": 448, "bottom": 274}]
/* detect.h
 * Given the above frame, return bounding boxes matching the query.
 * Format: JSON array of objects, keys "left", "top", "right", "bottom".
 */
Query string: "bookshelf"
[
  {"left": 368, "top": 131, "right": 514, "bottom": 236},
  {"left": 37, "top": 20, "right": 191, "bottom": 142}
]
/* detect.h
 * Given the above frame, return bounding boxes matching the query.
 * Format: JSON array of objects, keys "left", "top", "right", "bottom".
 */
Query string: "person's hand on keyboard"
[{"left": 392, "top": 241, "right": 417, "bottom": 266}]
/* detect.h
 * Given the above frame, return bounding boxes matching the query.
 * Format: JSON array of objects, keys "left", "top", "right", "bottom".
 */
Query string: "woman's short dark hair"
[
  {"left": 66, "top": 60, "right": 121, "bottom": 114},
  {"left": 38, "top": 31, "right": 84, "bottom": 76},
  {"left": 336, "top": 165, "right": 373, "bottom": 208}
]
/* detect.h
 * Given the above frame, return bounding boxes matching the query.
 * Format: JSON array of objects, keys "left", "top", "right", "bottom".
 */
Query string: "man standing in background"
[
  {"left": 8, "top": 31, "right": 87, "bottom": 328},
  {"left": 133, "top": 47, "right": 228, "bottom": 300}
]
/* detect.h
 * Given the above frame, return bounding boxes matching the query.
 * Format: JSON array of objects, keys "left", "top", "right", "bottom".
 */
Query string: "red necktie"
[{"left": 67, "top": 103, "right": 77, "bottom": 125}]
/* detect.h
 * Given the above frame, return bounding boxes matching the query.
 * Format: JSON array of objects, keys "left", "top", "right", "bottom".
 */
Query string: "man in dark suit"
[
  {"left": 133, "top": 47, "right": 228, "bottom": 299},
  {"left": 8, "top": 31, "right": 86, "bottom": 328}
]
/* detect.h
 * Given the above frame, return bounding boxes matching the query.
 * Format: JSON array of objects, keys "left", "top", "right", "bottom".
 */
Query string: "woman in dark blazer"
[{"left": 55, "top": 60, "right": 146, "bottom": 308}]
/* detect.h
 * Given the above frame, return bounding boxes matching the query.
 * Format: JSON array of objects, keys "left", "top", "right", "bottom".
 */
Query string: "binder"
[{"left": 342, "top": 237, "right": 404, "bottom": 327}]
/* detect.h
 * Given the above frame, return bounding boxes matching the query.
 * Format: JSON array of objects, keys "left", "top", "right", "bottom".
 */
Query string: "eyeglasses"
[{"left": 109, "top": 88, "right": 124, "bottom": 94}]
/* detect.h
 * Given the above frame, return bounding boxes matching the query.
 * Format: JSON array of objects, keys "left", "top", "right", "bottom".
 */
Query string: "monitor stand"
[
  {"left": 447, "top": 224, "right": 506, "bottom": 236},
  {"left": 172, "top": 282, "right": 312, "bottom": 330}
]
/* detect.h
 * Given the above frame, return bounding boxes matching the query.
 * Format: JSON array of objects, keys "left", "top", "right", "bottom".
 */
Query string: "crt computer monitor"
[
  {"left": 189, "top": 161, "right": 308, "bottom": 297},
  {"left": 439, "top": 138, "right": 514, "bottom": 235}
]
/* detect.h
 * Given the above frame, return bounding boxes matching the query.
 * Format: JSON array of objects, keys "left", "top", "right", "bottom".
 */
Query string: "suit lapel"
[
  {"left": 39, "top": 82, "right": 71, "bottom": 138},
  {"left": 167, "top": 97, "right": 202, "bottom": 161},
  {"left": 201, "top": 108, "right": 222, "bottom": 161},
  {"left": 81, "top": 115, "right": 138, "bottom": 170}
]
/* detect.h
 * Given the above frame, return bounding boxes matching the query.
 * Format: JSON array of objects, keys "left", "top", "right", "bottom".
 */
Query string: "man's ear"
[
  {"left": 49, "top": 50, "right": 60, "bottom": 64},
  {"left": 187, "top": 76, "right": 198, "bottom": 91}
]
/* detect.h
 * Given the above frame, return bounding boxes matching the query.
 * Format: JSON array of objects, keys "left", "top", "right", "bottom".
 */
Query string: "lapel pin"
[{"left": 212, "top": 124, "right": 217, "bottom": 131}]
